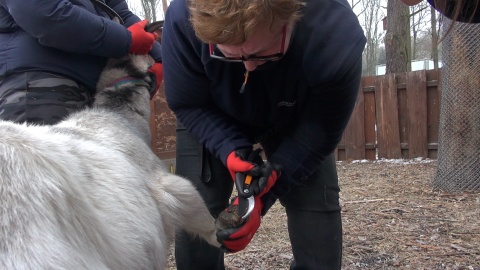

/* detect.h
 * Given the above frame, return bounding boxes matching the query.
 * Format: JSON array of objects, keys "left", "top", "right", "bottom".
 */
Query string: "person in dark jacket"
[
  {"left": 162, "top": 0, "right": 366, "bottom": 269},
  {"left": 0, "top": 0, "right": 163, "bottom": 124},
  {"left": 401, "top": 0, "right": 480, "bottom": 23}
]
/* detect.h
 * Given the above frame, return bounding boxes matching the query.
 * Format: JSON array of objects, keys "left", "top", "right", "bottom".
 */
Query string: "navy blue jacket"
[
  {"left": 0, "top": 0, "right": 161, "bottom": 91},
  {"left": 162, "top": 0, "right": 366, "bottom": 192},
  {"left": 427, "top": 0, "right": 480, "bottom": 23}
]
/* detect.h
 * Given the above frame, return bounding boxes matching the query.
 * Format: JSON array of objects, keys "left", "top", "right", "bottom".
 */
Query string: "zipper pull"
[{"left": 239, "top": 71, "right": 249, "bottom": 93}]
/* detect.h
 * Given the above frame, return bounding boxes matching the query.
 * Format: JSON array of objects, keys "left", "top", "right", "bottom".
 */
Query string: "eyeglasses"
[{"left": 209, "top": 25, "right": 286, "bottom": 62}]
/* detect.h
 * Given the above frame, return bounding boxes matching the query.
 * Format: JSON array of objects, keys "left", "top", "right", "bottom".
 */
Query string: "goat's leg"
[{"left": 149, "top": 173, "right": 220, "bottom": 248}]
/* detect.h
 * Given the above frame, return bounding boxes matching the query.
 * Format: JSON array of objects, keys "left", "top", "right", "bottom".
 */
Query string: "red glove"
[
  {"left": 216, "top": 196, "right": 263, "bottom": 253},
  {"left": 227, "top": 149, "right": 281, "bottom": 197},
  {"left": 148, "top": 62, "right": 163, "bottom": 99},
  {"left": 256, "top": 162, "right": 280, "bottom": 197},
  {"left": 226, "top": 149, "right": 256, "bottom": 181},
  {"left": 128, "top": 20, "right": 158, "bottom": 54}
]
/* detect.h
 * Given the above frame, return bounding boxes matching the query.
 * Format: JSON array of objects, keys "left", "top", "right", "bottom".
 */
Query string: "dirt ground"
[{"left": 168, "top": 159, "right": 480, "bottom": 269}]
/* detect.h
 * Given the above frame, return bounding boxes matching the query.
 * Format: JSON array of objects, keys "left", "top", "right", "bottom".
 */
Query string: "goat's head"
[
  {"left": 94, "top": 53, "right": 156, "bottom": 121},
  {"left": 94, "top": 21, "right": 163, "bottom": 120},
  {"left": 96, "top": 21, "right": 163, "bottom": 98}
]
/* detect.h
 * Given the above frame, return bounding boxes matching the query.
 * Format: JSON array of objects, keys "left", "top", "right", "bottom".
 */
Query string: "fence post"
[
  {"left": 406, "top": 70, "right": 428, "bottom": 158},
  {"left": 375, "top": 73, "right": 402, "bottom": 159}
]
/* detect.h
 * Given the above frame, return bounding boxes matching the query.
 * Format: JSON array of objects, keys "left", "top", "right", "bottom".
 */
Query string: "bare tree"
[
  {"left": 385, "top": 0, "right": 411, "bottom": 73},
  {"left": 141, "top": 0, "right": 160, "bottom": 21},
  {"left": 409, "top": 2, "right": 430, "bottom": 59},
  {"left": 414, "top": 31, "right": 434, "bottom": 59},
  {"left": 126, "top": 0, "right": 168, "bottom": 21},
  {"left": 125, "top": 0, "right": 144, "bottom": 18},
  {"left": 430, "top": 6, "right": 440, "bottom": 69},
  {"left": 352, "top": 0, "right": 385, "bottom": 75},
  {"left": 349, "top": 0, "right": 362, "bottom": 11}
]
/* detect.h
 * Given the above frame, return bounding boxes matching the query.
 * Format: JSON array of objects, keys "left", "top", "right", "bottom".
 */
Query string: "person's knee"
[
  {"left": 286, "top": 209, "right": 342, "bottom": 270},
  {"left": 278, "top": 154, "right": 340, "bottom": 212},
  {"left": 280, "top": 186, "right": 340, "bottom": 212}
]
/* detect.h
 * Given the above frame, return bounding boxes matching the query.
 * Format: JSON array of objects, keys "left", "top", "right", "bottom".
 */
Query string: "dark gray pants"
[
  {"left": 0, "top": 71, "right": 92, "bottom": 124},
  {"left": 174, "top": 123, "right": 342, "bottom": 270}
]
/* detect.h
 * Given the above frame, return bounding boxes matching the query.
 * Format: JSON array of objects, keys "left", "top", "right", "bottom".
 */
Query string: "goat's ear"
[{"left": 145, "top": 21, "right": 164, "bottom": 33}]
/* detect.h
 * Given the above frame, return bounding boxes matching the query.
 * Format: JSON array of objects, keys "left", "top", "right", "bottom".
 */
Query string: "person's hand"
[
  {"left": 227, "top": 149, "right": 281, "bottom": 197},
  {"left": 216, "top": 196, "right": 263, "bottom": 253},
  {"left": 128, "top": 20, "right": 158, "bottom": 54},
  {"left": 147, "top": 62, "right": 163, "bottom": 99},
  {"left": 255, "top": 161, "right": 281, "bottom": 198},
  {"left": 226, "top": 148, "right": 258, "bottom": 181}
]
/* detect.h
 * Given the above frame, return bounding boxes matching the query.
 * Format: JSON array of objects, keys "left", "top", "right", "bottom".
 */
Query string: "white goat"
[{"left": 0, "top": 53, "right": 220, "bottom": 269}]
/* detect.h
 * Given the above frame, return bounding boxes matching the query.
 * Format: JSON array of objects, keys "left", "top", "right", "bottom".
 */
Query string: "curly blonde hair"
[{"left": 188, "top": 0, "right": 305, "bottom": 45}]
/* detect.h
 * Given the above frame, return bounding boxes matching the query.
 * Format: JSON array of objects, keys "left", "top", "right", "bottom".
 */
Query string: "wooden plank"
[
  {"left": 426, "top": 69, "right": 441, "bottom": 158},
  {"left": 407, "top": 70, "right": 428, "bottom": 158},
  {"left": 396, "top": 73, "right": 409, "bottom": 158},
  {"left": 343, "top": 82, "right": 366, "bottom": 160},
  {"left": 333, "top": 147, "right": 339, "bottom": 161},
  {"left": 375, "top": 73, "right": 402, "bottom": 159},
  {"left": 363, "top": 76, "right": 377, "bottom": 160}
]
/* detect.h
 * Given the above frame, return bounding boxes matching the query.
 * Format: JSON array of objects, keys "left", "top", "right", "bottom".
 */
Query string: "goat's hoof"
[{"left": 215, "top": 204, "right": 243, "bottom": 230}]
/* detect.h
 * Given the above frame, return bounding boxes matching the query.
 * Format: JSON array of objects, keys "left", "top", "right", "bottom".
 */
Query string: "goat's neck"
[{"left": 107, "top": 76, "right": 150, "bottom": 89}]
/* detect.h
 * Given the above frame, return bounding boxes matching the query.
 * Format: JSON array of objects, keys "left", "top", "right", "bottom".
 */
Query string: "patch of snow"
[{"left": 338, "top": 158, "right": 435, "bottom": 165}]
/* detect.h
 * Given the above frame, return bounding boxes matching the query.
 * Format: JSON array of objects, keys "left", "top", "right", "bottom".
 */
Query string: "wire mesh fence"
[{"left": 433, "top": 18, "right": 480, "bottom": 192}]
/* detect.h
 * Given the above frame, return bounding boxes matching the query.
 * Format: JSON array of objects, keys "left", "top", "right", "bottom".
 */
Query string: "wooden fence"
[
  {"left": 149, "top": 85, "right": 177, "bottom": 170},
  {"left": 336, "top": 69, "right": 441, "bottom": 161},
  {"left": 150, "top": 69, "right": 442, "bottom": 164}
]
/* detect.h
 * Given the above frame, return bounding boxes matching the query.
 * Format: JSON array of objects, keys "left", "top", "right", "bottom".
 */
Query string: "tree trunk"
[
  {"left": 385, "top": 0, "right": 411, "bottom": 73},
  {"left": 430, "top": 6, "right": 439, "bottom": 69},
  {"left": 140, "top": 0, "right": 160, "bottom": 21}
]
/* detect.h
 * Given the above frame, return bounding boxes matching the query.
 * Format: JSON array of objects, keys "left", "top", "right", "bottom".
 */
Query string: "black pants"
[
  {"left": 0, "top": 71, "right": 92, "bottom": 124},
  {"left": 174, "top": 123, "right": 342, "bottom": 270}
]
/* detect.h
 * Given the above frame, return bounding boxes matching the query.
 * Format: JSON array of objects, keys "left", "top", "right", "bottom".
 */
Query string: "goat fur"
[{"left": 0, "top": 54, "right": 220, "bottom": 269}]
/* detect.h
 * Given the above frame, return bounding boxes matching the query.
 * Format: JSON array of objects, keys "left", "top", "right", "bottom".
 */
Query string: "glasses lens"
[
  {"left": 210, "top": 45, "right": 242, "bottom": 62},
  {"left": 210, "top": 45, "right": 284, "bottom": 62},
  {"left": 252, "top": 54, "right": 283, "bottom": 61},
  {"left": 212, "top": 53, "right": 283, "bottom": 62},
  {"left": 213, "top": 56, "right": 244, "bottom": 62}
]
